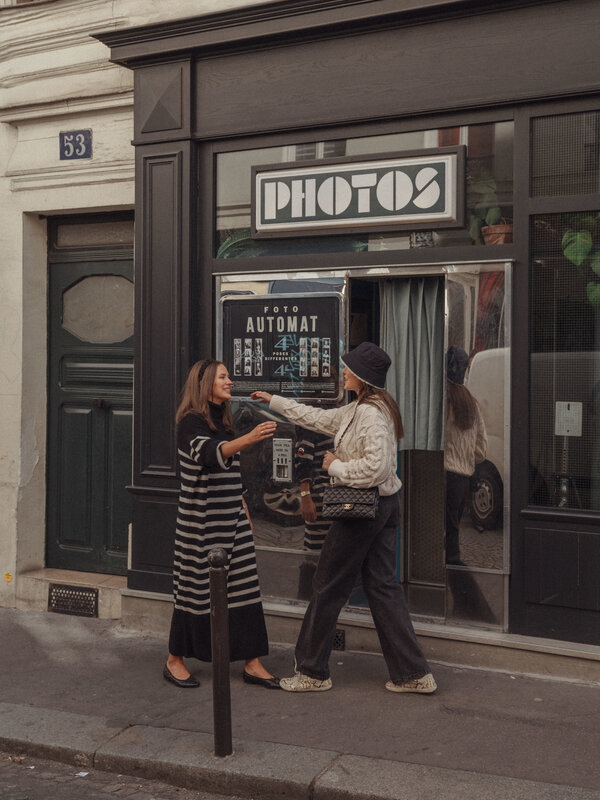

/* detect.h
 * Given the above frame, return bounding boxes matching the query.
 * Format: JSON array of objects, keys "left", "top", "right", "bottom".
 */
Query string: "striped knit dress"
[{"left": 168, "top": 404, "right": 269, "bottom": 662}]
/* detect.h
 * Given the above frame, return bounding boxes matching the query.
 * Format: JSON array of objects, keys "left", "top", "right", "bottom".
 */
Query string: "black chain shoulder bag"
[{"left": 321, "top": 406, "right": 380, "bottom": 520}]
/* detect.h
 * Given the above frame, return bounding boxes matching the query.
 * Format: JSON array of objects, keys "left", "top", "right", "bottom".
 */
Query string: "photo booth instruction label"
[{"left": 221, "top": 295, "right": 341, "bottom": 399}]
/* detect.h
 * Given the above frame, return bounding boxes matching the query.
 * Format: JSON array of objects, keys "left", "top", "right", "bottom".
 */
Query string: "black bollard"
[{"left": 207, "top": 547, "right": 233, "bottom": 757}]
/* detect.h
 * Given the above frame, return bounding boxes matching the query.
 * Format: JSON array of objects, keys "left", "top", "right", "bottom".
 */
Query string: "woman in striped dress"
[{"left": 164, "top": 359, "right": 280, "bottom": 690}]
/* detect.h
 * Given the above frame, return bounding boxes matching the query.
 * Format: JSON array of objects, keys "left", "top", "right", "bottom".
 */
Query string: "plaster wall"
[{"left": 0, "top": 0, "right": 283, "bottom": 608}]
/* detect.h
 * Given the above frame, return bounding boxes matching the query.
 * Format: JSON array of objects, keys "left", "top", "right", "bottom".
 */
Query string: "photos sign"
[{"left": 253, "top": 148, "right": 463, "bottom": 237}]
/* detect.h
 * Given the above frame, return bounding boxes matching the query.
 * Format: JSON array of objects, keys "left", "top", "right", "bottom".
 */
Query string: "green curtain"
[{"left": 380, "top": 276, "right": 445, "bottom": 451}]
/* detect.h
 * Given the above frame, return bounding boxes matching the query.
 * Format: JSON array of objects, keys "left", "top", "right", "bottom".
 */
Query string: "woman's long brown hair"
[
  {"left": 356, "top": 383, "right": 404, "bottom": 440},
  {"left": 175, "top": 360, "right": 234, "bottom": 432},
  {"left": 446, "top": 380, "right": 478, "bottom": 430}
]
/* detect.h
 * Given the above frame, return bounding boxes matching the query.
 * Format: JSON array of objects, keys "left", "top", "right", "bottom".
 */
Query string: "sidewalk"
[{"left": 0, "top": 607, "right": 598, "bottom": 800}]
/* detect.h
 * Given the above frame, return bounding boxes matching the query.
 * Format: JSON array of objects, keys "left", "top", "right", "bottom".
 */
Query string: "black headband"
[{"left": 198, "top": 359, "right": 216, "bottom": 383}]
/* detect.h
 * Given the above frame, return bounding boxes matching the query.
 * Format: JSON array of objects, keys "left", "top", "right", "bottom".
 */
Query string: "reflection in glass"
[
  {"left": 219, "top": 265, "right": 510, "bottom": 630},
  {"left": 445, "top": 270, "right": 507, "bottom": 573},
  {"left": 215, "top": 122, "right": 513, "bottom": 258},
  {"left": 220, "top": 277, "right": 344, "bottom": 560}
]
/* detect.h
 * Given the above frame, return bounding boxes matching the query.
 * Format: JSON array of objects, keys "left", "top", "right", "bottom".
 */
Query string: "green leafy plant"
[
  {"left": 468, "top": 176, "right": 507, "bottom": 244},
  {"left": 560, "top": 213, "right": 600, "bottom": 307}
]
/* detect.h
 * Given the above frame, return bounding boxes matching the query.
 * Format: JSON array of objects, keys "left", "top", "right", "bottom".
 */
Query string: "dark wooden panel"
[
  {"left": 135, "top": 144, "right": 192, "bottom": 483},
  {"left": 194, "top": 1, "right": 600, "bottom": 138},
  {"left": 59, "top": 406, "right": 94, "bottom": 550},
  {"left": 406, "top": 450, "right": 445, "bottom": 585},
  {"left": 96, "top": 0, "right": 567, "bottom": 66},
  {"left": 130, "top": 494, "right": 178, "bottom": 583},
  {"left": 523, "top": 527, "right": 600, "bottom": 612},
  {"left": 106, "top": 407, "right": 133, "bottom": 554},
  {"left": 134, "top": 60, "right": 191, "bottom": 143}
]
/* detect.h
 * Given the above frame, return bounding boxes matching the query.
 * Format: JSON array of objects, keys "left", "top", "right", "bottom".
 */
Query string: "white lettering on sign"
[
  {"left": 246, "top": 315, "right": 318, "bottom": 333},
  {"left": 254, "top": 150, "right": 461, "bottom": 235}
]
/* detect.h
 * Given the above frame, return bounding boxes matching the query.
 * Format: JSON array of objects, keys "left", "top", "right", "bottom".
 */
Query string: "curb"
[{"left": 1, "top": 702, "right": 599, "bottom": 800}]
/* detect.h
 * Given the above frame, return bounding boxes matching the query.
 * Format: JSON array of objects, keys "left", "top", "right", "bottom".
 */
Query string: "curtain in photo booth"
[{"left": 380, "top": 276, "right": 445, "bottom": 451}]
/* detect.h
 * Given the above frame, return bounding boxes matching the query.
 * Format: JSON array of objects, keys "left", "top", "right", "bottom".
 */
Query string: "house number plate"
[{"left": 59, "top": 130, "right": 92, "bottom": 160}]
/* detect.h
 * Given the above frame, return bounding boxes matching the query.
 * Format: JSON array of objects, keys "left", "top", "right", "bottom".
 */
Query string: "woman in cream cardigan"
[{"left": 252, "top": 341, "right": 436, "bottom": 695}]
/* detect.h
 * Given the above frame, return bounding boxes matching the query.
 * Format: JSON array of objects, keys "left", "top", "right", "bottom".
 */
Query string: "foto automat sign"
[
  {"left": 252, "top": 147, "right": 464, "bottom": 237},
  {"left": 221, "top": 294, "right": 342, "bottom": 400}
]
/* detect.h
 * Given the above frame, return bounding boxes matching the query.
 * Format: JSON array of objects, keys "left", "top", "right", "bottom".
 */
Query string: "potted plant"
[{"left": 468, "top": 176, "right": 513, "bottom": 245}]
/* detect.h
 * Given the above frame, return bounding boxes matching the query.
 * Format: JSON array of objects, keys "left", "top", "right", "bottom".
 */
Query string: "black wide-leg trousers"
[
  {"left": 445, "top": 470, "right": 470, "bottom": 563},
  {"left": 295, "top": 493, "right": 431, "bottom": 683}
]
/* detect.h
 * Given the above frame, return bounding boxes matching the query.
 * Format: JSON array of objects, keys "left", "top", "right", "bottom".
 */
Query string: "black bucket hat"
[
  {"left": 446, "top": 345, "right": 469, "bottom": 385},
  {"left": 341, "top": 341, "right": 391, "bottom": 389}
]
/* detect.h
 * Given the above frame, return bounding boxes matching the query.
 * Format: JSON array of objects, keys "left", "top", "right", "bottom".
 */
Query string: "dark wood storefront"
[{"left": 95, "top": 0, "right": 600, "bottom": 646}]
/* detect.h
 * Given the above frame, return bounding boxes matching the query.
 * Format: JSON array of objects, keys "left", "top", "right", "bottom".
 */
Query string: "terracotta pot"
[{"left": 482, "top": 224, "right": 513, "bottom": 245}]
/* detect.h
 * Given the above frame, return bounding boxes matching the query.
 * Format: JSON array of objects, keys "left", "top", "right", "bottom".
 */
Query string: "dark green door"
[{"left": 47, "top": 259, "right": 134, "bottom": 574}]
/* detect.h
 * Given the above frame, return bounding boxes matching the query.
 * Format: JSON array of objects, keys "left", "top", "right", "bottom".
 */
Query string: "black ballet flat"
[
  {"left": 242, "top": 670, "right": 281, "bottom": 689},
  {"left": 163, "top": 664, "right": 200, "bottom": 688}
]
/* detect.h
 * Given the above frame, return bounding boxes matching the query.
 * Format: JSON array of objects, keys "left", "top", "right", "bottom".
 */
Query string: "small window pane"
[
  {"left": 529, "top": 211, "right": 600, "bottom": 510},
  {"left": 56, "top": 221, "right": 134, "bottom": 249},
  {"left": 531, "top": 111, "right": 600, "bottom": 197},
  {"left": 63, "top": 276, "right": 134, "bottom": 344}
]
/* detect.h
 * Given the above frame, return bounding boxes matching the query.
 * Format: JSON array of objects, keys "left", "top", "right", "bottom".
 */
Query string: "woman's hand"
[
  {"left": 221, "top": 420, "right": 277, "bottom": 458},
  {"left": 248, "top": 420, "right": 277, "bottom": 444},
  {"left": 322, "top": 450, "right": 339, "bottom": 472},
  {"left": 241, "top": 497, "right": 253, "bottom": 530},
  {"left": 251, "top": 391, "right": 273, "bottom": 403},
  {"left": 300, "top": 494, "right": 317, "bottom": 523}
]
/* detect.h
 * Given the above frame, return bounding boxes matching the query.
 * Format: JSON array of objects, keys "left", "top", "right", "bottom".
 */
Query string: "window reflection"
[
  {"left": 215, "top": 122, "right": 514, "bottom": 258},
  {"left": 218, "top": 265, "right": 510, "bottom": 629},
  {"left": 446, "top": 271, "right": 507, "bottom": 573}
]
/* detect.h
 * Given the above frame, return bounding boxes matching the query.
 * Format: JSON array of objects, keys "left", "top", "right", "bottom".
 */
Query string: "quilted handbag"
[{"left": 322, "top": 485, "right": 379, "bottom": 520}]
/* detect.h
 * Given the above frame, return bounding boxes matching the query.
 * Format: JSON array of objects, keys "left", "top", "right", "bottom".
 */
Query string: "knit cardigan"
[
  {"left": 444, "top": 404, "right": 487, "bottom": 476},
  {"left": 270, "top": 395, "right": 402, "bottom": 496}
]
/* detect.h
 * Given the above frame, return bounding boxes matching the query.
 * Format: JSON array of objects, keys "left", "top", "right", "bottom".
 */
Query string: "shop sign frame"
[
  {"left": 218, "top": 291, "right": 345, "bottom": 402},
  {"left": 252, "top": 146, "right": 465, "bottom": 238}
]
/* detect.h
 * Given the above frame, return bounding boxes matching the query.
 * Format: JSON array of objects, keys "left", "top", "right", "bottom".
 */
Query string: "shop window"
[
  {"left": 529, "top": 211, "right": 600, "bottom": 510},
  {"left": 55, "top": 220, "right": 134, "bottom": 249},
  {"left": 291, "top": 141, "right": 346, "bottom": 161},
  {"left": 214, "top": 122, "right": 513, "bottom": 258},
  {"left": 531, "top": 111, "right": 600, "bottom": 197}
]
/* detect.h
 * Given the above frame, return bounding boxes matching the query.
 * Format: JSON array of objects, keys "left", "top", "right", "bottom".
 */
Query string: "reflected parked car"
[{"left": 465, "top": 348, "right": 506, "bottom": 530}]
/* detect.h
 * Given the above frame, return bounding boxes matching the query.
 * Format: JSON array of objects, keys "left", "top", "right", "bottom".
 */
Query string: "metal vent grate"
[
  {"left": 48, "top": 584, "right": 98, "bottom": 617},
  {"left": 530, "top": 111, "right": 600, "bottom": 197},
  {"left": 333, "top": 628, "right": 346, "bottom": 651}
]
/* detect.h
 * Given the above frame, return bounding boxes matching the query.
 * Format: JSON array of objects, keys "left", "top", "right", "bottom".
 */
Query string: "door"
[{"left": 47, "top": 259, "right": 134, "bottom": 574}]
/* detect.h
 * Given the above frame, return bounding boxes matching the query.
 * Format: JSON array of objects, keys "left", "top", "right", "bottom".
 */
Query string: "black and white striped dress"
[{"left": 168, "top": 404, "right": 269, "bottom": 662}]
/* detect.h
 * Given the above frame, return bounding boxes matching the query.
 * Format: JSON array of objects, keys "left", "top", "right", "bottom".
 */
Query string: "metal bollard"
[{"left": 208, "top": 547, "right": 233, "bottom": 757}]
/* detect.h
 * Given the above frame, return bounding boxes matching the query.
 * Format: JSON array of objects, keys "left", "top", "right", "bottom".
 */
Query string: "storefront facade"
[{"left": 91, "top": 0, "right": 600, "bottom": 656}]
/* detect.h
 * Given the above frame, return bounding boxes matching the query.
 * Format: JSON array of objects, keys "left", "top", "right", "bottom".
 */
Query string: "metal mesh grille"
[
  {"left": 530, "top": 212, "right": 600, "bottom": 510},
  {"left": 531, "top": 111, "right": 600, "bottom": 197},
  {"left": 48, "top": 584, "right": 98, "bottom": 617},
  {"left": 406, "top": 450, "right": 445, "bottom": 583},
  {"left": 333, "top": 629, "right": 346, "bottom": 651}
]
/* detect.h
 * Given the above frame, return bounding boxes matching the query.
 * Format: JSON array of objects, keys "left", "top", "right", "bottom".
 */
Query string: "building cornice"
[
  {"left": 0, "top": 90, "right": 133, "bottom": 124},
  {"left": 92, "top": 0, "right": 563, "bottom": 65},
  {"left": 7, "top": 160, "right": 135, "bottom": 193},
  {"left": 1, "top": 0, "right": 129, "bottom": 61}
]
